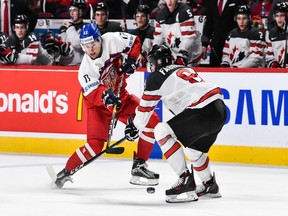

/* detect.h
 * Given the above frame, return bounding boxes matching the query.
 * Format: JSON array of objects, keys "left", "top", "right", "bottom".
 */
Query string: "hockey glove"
[
  {"left": 148, "top": 44, "right": 159, "bottom": 56},
  {"left": 0, "top": 45, "right": 18, "bottom": 64},
  {"left": 101, "top": 89, "right": 122, "bottom": 109},
  {"left": 120, "top": 58, "right": 137, "bottom": 75},
  {"left": 125, "top": 116, "right": 139, "bottom": 141},
  {"left": 45, "top": 38, "right": 72, "bottom": 56}
]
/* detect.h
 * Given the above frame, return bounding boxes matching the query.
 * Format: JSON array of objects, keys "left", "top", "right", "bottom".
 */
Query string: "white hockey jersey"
[
  {"left": 221, "top": 26, "right": 266, "bottom": 68},
  {"left": 78, "top": 32, "right": 140, "bottom": 97},
  {"left": 265, "top": 25, "right": 288, "bottom": 68},
  {"left": 133, "top": 65, "right": 223, "bottom": 131},
  {"left": 153, "top": 3, "right": 202, "bottom": 66}
]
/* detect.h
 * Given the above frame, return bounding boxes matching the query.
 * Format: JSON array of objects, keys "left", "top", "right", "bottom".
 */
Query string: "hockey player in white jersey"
[
  {"left": 152, "top": 0, "right": 202, "bottom": 67},
  {"left": 221, "top": 5, "right": 266, "bottom": 68},
  {"left": 1, "top": 14, "right": 53, "bottom": 65},
  {"left": 53, "top": 23, "right": 160, "bottom": 188},
  {"left": 265, "top": 2, "right": 288, "bottom": 68},
  {"left": 125, "top": 45, "right": 226, "bottom": 203},
  {"left": 45, "top": 0, "right": 87, "bottom": 65}
]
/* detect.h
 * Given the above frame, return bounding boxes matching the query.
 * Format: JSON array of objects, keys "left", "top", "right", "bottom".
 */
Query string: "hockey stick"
[
  {"left": 46, "top": 137, "right": 127, "bottom": 181},
  {"left": 89, "top": 4, "right": 94, "bottom": 24},
  {"left": 105, "top": 74, "right": 125, "bottom": 154},
  {"left": 121, "top": 0, "right": 128, "bottom": 32}
]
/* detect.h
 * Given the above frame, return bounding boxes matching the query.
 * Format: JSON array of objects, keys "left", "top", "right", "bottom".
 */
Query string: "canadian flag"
[{"left": 1, "top": 0, "right": 10, "bottom": 35}]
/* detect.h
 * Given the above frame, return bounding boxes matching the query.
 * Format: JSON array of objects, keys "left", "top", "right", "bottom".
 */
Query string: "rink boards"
[{"left": 0, "top": 66, "right": 287, "bottom": 166}]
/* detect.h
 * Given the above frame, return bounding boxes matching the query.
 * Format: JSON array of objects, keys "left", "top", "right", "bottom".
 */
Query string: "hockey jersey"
[
  {"left": 133, "top": 65, "right": 223, "bottom": 131},
  {"left": 58, "top": 21, "right": 86, "bottom": 66},
  {"left": 265, "top": 25, "right": 288, "bottom": 68},
  {"left": 221, "top": 25, "right": 266, "bottom": 68},
  {"left": 4, "top": 32, "right": 53, "bottom": 65},
  {"left": 153, "top": 3, "right": 202, "bottom": 66},
  {"left": 78, "top": 32, "right": 140, "bottom": 103}
]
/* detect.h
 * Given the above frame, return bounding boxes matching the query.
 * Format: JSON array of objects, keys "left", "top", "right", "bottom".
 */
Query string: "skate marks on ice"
[{"left": 0, "top": 154, "right": 288, "bottom": 216}]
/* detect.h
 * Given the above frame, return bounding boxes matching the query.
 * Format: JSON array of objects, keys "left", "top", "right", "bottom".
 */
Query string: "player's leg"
[
  {"left": 154, "top": 121, "right": 197, "bottom": 203},
  {"left": 54, "top": 99, "right": 111, "bottom": 188},
  {"left": 118, "top": 93, "right": 160, "bottom": 186}
]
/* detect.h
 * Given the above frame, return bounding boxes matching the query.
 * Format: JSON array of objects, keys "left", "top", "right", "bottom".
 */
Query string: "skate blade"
[
  {"left": 198, "top": 192, "right": 222, "bottom": 198},
  {"left": 129, "top": 176, "right": 159, "bottom": 186},
  {"left": 165, "top": 191, "right": 198, "bottom": 203}
]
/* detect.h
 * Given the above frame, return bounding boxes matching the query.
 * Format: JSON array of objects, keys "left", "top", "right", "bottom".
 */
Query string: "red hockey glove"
[
  {"left": 271, "top": 62, "right": 280, "bottom": 68},
  {"left": 119, "top": 58, "right": 137, "bottom": 75},
  {"left": 101, "top": 89, "right": 122, "bottom": 109},
  {"left": 125, "top": 116, "right": 139, "bottom": 141}
]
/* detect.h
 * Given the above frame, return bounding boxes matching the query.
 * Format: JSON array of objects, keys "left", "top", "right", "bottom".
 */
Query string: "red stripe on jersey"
[
  {"left": 158, "top": 134, "right": 172, "bottom": 146},
  {"left": 180, "top": 21, "right": 194, "bottom": 27},
  {"left": 142, "top": 94, "right": 161, "bottom": 101},
  {"left": 251, "top": 51, "right": 263, "bottom": 56},
  {"left": 189, "top": 87, "right": 222, "bottom": 107},
  {"left": 182, "top": 31, "right": 196, "bottom": 36},
  {"left": 155, "top": 23, "right": 161, "bottom": 27},
  {"left": 153, "top": 31, "right": 161, "bottom": 36},
  {"left": 26, "top": 53, "right": 38, "bottom": 57},
  {"left": 137, "top": 105, "right": 155, "bottom": 112},
  {"left": 164, "top": 142, "right": 181, "bottom": 159},
  {"left": 194, "top": 156, "right": 210, "bottom": 172},
  {"left": 27, "top": 44, "right": 39, "bottom": 49},
  {"left": 224, "top": 43, "right": 229, "bottom": 48}
]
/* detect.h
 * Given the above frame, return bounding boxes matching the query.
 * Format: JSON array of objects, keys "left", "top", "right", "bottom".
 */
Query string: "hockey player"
[
  {"left": 94, "top": 2, "right": 124, "bottom": 35},
  {"left": 125, "top": 45, "right": 226, "bottom": 203},
  {"left": 221, "top": 5, "right": 266, "bottom": 68},
  {"left": 2, "top": 14, "right": 53, "bottom": 65},
  {"left": 45, "top": 0, "right": 87, "bottom": 65},
  {"left": 265, "top": 2, "right": 288, "bottom": 68},
  {"left": 152, "top": 0, "right": 202, "bottom": 67},
  {"left": 130, "top": 4, "right": 154, "bottom": 67},
  {"left": 54, "top": 23, "right": 160, "bottom": 188},
  {"left": 0, "top": 32, "right": 16, "bottom": 65}
]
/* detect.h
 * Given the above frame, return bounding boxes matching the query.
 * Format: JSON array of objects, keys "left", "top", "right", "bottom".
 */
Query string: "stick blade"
[{"left": 106, "top": 147, "right": 125, "bottom": 154}]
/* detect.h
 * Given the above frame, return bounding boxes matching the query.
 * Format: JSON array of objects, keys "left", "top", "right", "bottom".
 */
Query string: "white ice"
[{"left": 0, "top": 154, "right": 287, "bottom": 216}]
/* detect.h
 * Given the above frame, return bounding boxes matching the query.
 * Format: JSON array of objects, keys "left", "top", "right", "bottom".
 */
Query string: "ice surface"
[{"left": 0, "top": 154, "right": 287, "bottom": 216}]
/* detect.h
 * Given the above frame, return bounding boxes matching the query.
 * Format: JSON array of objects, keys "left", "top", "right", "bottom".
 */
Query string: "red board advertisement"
[{"left": 0, "top": 65, "right": 87, "bottom": 134}]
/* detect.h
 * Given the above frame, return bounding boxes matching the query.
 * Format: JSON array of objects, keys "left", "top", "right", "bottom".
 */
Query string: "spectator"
[
  {"left": 153, "top": 0, "right": 202, "bottom": 67},
  {"left": 251, "top": 0, "right": 273, "bottom": 17},
  {"left": 130, "top": 4, "right": 154, "bottom": 67},
  {"left": 94, "top": 1, "right": 124, "bottom": 35},
  {"left": 45, "top": 0, "right": 87, "bottom": 66},
  {"left": 2, "top": 14, "right": 53, "bottom": 65},
  {"left": 265, "top": 2, "right": 288, "bottom": 68},
  {"left": 201, "top": 0, "right": 247, "bottom": 67},
  {"left": 221, "top": 5, "right": 266, "bottom": 68}
]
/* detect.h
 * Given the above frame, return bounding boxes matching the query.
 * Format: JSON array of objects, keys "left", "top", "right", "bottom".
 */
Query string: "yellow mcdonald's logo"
[{"left": 77, "top": 90, "right": 83, "bottom": 121}]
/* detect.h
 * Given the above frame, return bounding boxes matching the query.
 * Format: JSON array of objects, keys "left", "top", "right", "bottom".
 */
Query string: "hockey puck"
[{"left": 146, "top": 187, "right": 155, "bottom": 194}]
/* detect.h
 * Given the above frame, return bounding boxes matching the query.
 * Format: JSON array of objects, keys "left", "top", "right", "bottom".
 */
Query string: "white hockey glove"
[{"left": 125, "top": 116, "right": 139, "bottom": 141}]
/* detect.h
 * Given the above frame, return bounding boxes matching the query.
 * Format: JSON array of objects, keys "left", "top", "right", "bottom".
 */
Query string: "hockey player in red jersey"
[
  {"left": 125, "top": 45, "right": 226, "bottom": 203},
  {"left": 54, "top": 23, "right": 160, "bottom": 188},
  {"left": 152, "top": 0, "right": 202, "bottom": 67}
]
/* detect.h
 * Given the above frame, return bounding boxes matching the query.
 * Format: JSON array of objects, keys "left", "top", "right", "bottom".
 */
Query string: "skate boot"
[
  {"left": 196, "top": 172, "right": 222, "bottom": 198},
  {"left": 54, "top": 168, "right": 73, "bottom": 188},
  {"left": 165, "top": 170, "right": 198, "bottom": 203},
  {"left": 130, "top": 153, "right": 159, "bottom": 186}
]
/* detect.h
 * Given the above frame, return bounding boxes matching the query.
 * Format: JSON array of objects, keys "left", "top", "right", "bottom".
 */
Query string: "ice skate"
[
  {"left": 196, "top": 172, "right": 222, "bottom": 198},
  {"left": 165, "top": 170, "right": 198, "bottom": 203},
  {"left": 54, "top": 168, "right": 73, "bottom": 188},
  {"left": 130, "top": 152, "right": 159, "bottom": 186}
]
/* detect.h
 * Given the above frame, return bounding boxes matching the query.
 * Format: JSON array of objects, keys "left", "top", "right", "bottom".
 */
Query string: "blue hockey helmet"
[{"left": 80, "top": 23, "right": 101, "bottom": 45}]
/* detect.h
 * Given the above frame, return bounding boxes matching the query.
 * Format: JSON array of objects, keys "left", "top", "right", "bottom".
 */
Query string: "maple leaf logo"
[{"left": 167, "top": 32, "right": 173, "bottom": 45}]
